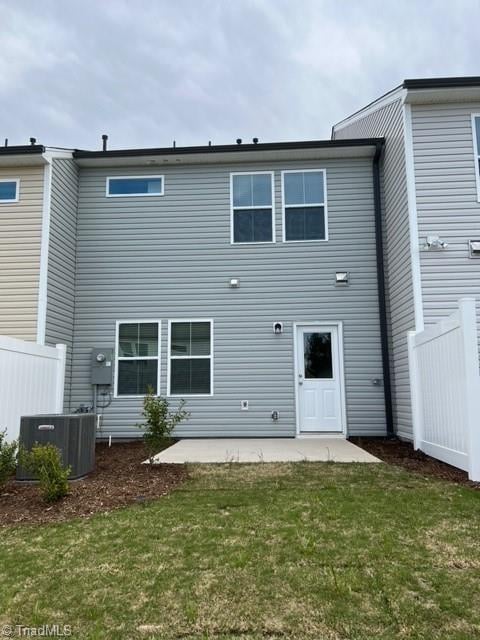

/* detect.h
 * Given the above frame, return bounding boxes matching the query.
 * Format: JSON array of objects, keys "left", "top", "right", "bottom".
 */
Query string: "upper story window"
[
  {"left": 472, "top": 115, "right": 480, "bottom": 201},
  {"left": 282, "top": 170, "right": 327, "bottom": 241},
  {"left": 0, "top": 179, "right": 19, "bottom": 203},
  {"left": 168, "top": 320, "right": 213, "bottom": 396},
  {"left": 107, "top": 176, "right": 164, "bottom": 197},
  {"left": 231, "top": 172, "right": 274, "bottom": 243},
  {"left": 115, "top": 321, "right": 160, "bottom": 396}
]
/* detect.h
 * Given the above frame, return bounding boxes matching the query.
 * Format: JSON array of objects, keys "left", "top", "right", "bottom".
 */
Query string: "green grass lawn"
[{"left": 1, "top": 462, "right": 480, "bottom": 640}]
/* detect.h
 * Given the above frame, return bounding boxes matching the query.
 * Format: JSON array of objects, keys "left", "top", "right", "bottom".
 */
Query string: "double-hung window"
[
  {"left": 472, "top": 115, "right": 480, "bottom": 200},
  {"left": 115, "top": 322, "right": 160, "bottom": 396},
  {"left": 107, "top": 176, "right": 164, "bottom": 197},
  {"left": 282, "top": 170, "right": 327, "bottom": 241},
  {"left": 0, "top": 179, "right": 19, "bottom": 203},
  {"left": 231, "top": 172, "right": 274, "bottom": 243},
  {"left": 168, "top": 321, "right": 213, "bottom": 395}
]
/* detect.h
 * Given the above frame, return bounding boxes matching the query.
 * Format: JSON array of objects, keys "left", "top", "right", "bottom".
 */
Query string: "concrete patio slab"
[{"left": 150, "top": 438, "right": 380, "bottom": 464}]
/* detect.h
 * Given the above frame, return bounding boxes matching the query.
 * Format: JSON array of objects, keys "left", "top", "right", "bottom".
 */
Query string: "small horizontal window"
[
  {"left": 0, "top": 180, "right": 18, "bottom": 202},
  {"left": 107, "top": 176, "right": 164, "bottom": 197},
  {"left": 231, "top": 173, "right": 274, "bottom": 243},
  {"left": 282, "top": 170, "right": 327, "bottom": 241},
  {"left": 169, "top": 321, "right": 213, "bottom": 395},
  {"left": 115, "top": 321, "right": 160, "bottom": 396}
]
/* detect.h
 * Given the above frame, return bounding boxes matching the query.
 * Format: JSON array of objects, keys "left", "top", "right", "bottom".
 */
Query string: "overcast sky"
[{"left": 1, "top": 0, "right": 479, "bottom": 151}]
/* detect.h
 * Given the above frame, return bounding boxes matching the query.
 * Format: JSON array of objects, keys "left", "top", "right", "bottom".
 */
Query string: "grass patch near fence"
[{"left": 1, "top": 462, "right": 479, "bottom": 639}]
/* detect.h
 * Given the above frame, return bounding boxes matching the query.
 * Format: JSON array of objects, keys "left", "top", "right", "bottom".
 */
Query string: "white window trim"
[
  {"left": 281, "top": 169, "right": 329, "bottom": 243},
  {"left": 167, "top": 319, "right": 214, "bottom": 397},
  {"left": 230, "top": 171, "right": 276, "bottom": 244},
  {"left": 471, "top": 114, "right": 480, "bottom": 203},
  {"left": 106, "top": 175, "right": 165, "bottom": 197},
  {"left": 0, "top": 178, "right": 20, "bottom": 204},
  {"left": 114, "top": 320, "right": 161, "bottom": 398}
]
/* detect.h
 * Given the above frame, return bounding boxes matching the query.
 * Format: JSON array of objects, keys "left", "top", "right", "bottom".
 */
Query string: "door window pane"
[
  {"left": 304, "top": 332, "right": 333, "bottom": 379},
  {"left": 117, "top": 360, "right": 158, "bottom": 395}
]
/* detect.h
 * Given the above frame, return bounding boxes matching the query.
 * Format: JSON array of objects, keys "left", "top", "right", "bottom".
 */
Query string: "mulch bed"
[
  {"left": 0, "top": 441, "right": 186, "bottom": 526},
  {"left": 351, "top": 437, "right": 480, "bottom": 489}
]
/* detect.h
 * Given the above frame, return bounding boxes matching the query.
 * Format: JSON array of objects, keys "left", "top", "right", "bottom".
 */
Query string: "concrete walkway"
[{"left": 151, "top": 438, "right": 380, "bottom": 464}]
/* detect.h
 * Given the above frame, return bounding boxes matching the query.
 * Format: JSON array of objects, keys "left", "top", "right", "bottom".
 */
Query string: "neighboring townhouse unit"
[
  {"left": 333, "top": 76, "right": 480, "bottom": 441},
  {"left": 39, "top": 138, "right": 393, "bottom": 439},
  {"left": 0, "top": 144, "right": 78, "bottom": 394},
  {"left": 0, "top": 145, "right": 47, "bottom": 341}
]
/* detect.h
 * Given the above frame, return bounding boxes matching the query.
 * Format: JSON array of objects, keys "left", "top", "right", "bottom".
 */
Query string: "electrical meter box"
[{"left": 91, "top": 348, "right": 113, "bottom": 385}]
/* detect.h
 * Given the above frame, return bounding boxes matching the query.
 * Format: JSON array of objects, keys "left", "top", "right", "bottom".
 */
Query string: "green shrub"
[
  {"left": 0, "top": 430, "right": 17, "bottom": 485},
  {"left": 137, "top": 387, "right": 189, "bottom": 461},
  {"left": 21, "top": 443, "right": 71, "bottom": 503}
]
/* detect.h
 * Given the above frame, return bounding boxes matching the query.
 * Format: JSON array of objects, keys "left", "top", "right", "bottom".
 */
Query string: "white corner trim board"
[
  {"left": 36, "top": 158, "right": 53, "bottom": 345},
  {"left": 402, "top": 102, "right": 424, "bottom": 333}
]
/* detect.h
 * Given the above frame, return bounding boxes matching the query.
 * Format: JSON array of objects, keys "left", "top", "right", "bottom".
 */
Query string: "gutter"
[
  {"left": 372, "top": 141, "right": 394, "bottom": 437},
  {"left": 0, "top": 144, "right": 45, "bottom": 156},
  {"left": 73, "top": 137, "right": 383, "bottom": 160}
]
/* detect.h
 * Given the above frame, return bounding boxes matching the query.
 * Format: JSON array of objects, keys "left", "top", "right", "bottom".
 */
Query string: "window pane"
[
  {"left": 117, "top": 360, "right": 157, "bottom": 395},
  {"left": 119, "top": 323, "right": 139, "bottom": 357},
  {"left": 251, "top": 174, "right": 271, "bottom": 206},
  {"left": 191, "top": 322, "right": 211, "bottom": 356},
  {"left": 109, "top": 177, "right": 162, "bottom": 195},
  {"left": 304, "top": 171, "right": 324, "bottom": 204},
  {"left": 0, "top": 181, "right": 17, "bottom": 200},
  {"left": 138, "top": 323, "right": 158, "bottom": 356},
  {"left": 119, "top": 323, "right": 157, "bottom": 357},
  {"left": 253, "top": 209, "right": 273, "bottom": 241},
  {"left": 233, "top": 210, "right": 253, "bottom": 242},
  {"left": 284, "top": 172, "right": 303, "bottom": 205},
  {"left": 171, "top": 322, "right": 190, "bottom": 355},
  {"left": 233, "top": 209, "right": 272, "bottom": 242},
  {"left": 285, "top": 206, "right": 325, "bottom": 241},
  {"left": 171, "top": 358, "right": 210, "bottom": 395},
  {"left": 304, "top": 332, "right": 333, "bottom": 379},
  {"left": 476, "top": 117, "right": 480, "bottom": 153},
  {"left": 232, "top": 175, "right": 252, "bottom": 207}
]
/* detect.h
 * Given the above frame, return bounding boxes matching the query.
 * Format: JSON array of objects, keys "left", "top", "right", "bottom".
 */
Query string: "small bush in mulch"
[
  {"left": 0, "top": 441, "right": 186, "bottom": 526},
  {"left": 351, "top": 436, "right": 480, "bottom": 489}
]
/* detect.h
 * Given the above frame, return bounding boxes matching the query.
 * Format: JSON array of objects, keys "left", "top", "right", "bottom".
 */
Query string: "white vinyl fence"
[
  {"left": 408, "top": 298, "right": 480, "bottom": 481},
  {"left": 0, "top": 335, "right": 66, "bottom": 442}
]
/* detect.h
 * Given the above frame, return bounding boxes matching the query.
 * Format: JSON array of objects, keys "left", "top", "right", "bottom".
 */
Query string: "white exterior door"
[{"left": 296, "top": 325, "right": 343, "bottom": 432}]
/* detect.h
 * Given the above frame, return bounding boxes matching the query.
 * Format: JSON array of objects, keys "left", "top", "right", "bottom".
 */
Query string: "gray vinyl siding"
[
  {"left": 45, "top": 158, "right": 79, "bottom": 409},
  {"left": 70, "top": 157, "right": 386, "bottom": 438},
  {"left": 0, "top": 165, "right": 43, "bottom": 341},
  {"left": 334, "top": 100, "right": 415, "bottom": 440},
  {"left": 411, "top": 102, "right": 480, "bottom": 347}
]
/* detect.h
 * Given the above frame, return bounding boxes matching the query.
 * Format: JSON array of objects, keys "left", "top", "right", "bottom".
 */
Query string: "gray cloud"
[{"left": 0, "top": 0, "right": 479, "bottom": 150}]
